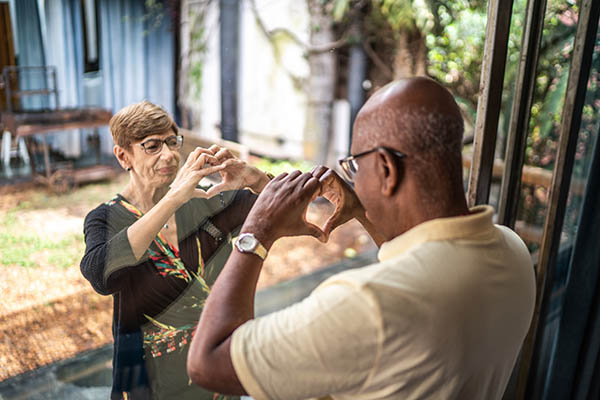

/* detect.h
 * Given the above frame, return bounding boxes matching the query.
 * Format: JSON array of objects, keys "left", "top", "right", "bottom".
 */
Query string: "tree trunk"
[
  {"left": 304, "top": 0, "right": 336, "bottom": 164},
  {"left": 393, "top": 29, "right": 427, "bottom": 79}
]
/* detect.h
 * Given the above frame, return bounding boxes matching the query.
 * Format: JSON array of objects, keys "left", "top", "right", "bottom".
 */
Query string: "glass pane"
[
  {"left": 425, "top": 0, "right": 520, "bottom": 201},
  {"left": 531, "top": 11, "right": 600, "bottom": 398},
  {"left": 513, "top": 0, "right": 578, "bottom": 254}
]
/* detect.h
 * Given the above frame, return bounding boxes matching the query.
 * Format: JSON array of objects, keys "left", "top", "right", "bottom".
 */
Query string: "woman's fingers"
[
  {"left": 194, "top": 163, "right": 226, "bottom": 178},
  {"left": 214, "top": 147, "right": 234, "bottom": 162},
  {"left": 208, "top": 144, "right": 220, "bottom": 155},
  {"left": 184, "top": 146, "right": 214, "bottom": 169},
  {"left": 191, "top": 153, "right": 220, "bottom": 170}
]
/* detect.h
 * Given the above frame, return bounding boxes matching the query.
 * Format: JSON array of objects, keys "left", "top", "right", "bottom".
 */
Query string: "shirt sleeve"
[
  {"left": 80, "top": 205, "right": 138, "bottom": 295},
  {"left": 230, "top": 281, "right": 382, "bottom": 400}
]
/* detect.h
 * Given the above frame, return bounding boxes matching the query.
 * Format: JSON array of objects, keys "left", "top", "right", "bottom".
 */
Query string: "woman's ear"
[
  {"left": 377, "top": 150, "right": 401, "bottom": 197},
  {"left": 113, "top": 145, "right": 130, "bottom": 170}
]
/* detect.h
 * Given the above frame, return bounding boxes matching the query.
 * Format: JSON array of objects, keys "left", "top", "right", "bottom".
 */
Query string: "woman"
[{"left": 80, "top": 101, "right": 270, "bottom": 400}]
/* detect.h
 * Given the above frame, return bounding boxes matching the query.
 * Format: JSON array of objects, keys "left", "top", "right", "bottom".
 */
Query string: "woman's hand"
[
  {"left": 167, "top": 147, "right": 226, "bottom": 206},
  {"left": 204, "top": 145, "right": 270, "bottom": 196}
]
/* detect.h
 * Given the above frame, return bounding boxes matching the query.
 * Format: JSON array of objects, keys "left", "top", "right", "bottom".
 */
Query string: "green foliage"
[
  {"left": 188, "top": 4, "right": 210, "bottom": 99},
  {"left": 375, "top": 0, "right": 416, "bottom": 32},
  {"left": 332, "top": 0, "right": 351, "bottom": 22},
  {"left": 251, "top": 157, "right": 314, "bottom": 176}
]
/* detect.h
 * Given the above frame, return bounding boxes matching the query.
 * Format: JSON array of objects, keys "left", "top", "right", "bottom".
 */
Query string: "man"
[{"left": 186, "top": 77, "right": 536, "bottom": 399}]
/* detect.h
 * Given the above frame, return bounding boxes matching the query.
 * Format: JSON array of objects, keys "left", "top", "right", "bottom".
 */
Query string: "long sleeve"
[{"left": 80, "top": 204, "right": 138, "bottom": 295}]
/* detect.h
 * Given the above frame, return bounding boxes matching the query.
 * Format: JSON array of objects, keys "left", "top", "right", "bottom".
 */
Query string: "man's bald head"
[
  {"left": 352, "top": 77, "right": 466, "bottom": 214},
  {"left": 353, "top": 77, "right": 463, "bottom": 154}
]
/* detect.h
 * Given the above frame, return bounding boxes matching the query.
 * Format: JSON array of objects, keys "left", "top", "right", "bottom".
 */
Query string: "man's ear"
[
  {"left": 376, "top": 150, "right": 400, "bottom": 197},
  {"left": 113, "top": 145, "right": 130, "bottom": 170}
]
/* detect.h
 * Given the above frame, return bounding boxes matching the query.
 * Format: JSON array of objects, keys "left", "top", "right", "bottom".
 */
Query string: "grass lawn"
[{"left": 0, "top": 174, "right": 128, "bottom": 269}]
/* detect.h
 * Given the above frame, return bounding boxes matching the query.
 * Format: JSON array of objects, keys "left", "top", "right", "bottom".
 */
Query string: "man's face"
[{"left": 350, "top": 126, "right": 384, "bottom": 231}]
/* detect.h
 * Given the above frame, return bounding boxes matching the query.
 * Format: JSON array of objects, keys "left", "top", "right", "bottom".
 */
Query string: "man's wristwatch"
[{"left": 235, "top": 233, "right": 268, "bottom": 260}]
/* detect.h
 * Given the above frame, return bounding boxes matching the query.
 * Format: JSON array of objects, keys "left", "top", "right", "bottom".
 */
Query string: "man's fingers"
[
  {"left": 319, "top": 169, "right": 339, "bottom": 186},
  {"left": 273, "top": 172, "right": 288, "bottom": 181},
  {"left": 284, "top": 170, "right": 303, "bottom": 182},
  {"left": 300, "top": 176, "right": 321, "bottom": 200},
  {"left": 310, "top": 165, "right": 329, "bottom": 180},
  {"left": 293, "top": 172, "right": 314, "bottom": 190}
]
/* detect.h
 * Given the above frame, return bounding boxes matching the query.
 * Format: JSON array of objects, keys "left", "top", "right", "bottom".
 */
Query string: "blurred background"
[{"left": 0, "top": 0, "right": 598, "bottom": 399}]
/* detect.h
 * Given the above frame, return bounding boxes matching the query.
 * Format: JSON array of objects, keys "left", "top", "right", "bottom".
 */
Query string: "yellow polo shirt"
[{"left": 230, "top": 206, "right": 536, "bottom": 400}]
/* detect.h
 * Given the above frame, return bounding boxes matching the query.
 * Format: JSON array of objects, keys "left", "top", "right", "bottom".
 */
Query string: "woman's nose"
[{"left": 158, "top": 143, "right": 175, "bottom": 159}]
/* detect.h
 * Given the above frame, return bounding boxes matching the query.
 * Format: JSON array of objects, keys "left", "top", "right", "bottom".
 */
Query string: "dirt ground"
[{"left": 0, "top": 181, "right": 376, "bottom": 381}]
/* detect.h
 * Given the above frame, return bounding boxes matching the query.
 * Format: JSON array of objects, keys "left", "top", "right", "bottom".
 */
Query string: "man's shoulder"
[{"left": 316, "top": 257, "right": 421, "bottom": 300}]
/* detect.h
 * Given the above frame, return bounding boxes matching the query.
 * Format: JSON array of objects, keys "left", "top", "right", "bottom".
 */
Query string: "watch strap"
[
  {"left": 236, "top": 233, "right": 268, "bottom": 260},
  {"left": 253, "top": 241, "right": 268, "bottom": 260}
]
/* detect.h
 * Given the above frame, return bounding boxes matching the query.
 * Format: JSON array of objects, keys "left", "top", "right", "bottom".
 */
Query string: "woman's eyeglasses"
[
  {"left": 338, "top": 146, "right": 406, "bottom": 182},
  {"left": 139, "top": 135, "right": 184, "bottom": 155}
]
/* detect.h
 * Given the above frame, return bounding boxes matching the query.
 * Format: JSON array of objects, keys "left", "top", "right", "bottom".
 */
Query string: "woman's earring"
[{"left": 126, "top": 167, "right": 131, "bottom": 171}]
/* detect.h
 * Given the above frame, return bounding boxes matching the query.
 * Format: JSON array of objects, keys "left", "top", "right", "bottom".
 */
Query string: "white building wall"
[
  {"left": 237, "top": 0, "right": 309, "bottom": 159},
  {"left": 184, "top": 0, "right": 310, "bottom": 159}
]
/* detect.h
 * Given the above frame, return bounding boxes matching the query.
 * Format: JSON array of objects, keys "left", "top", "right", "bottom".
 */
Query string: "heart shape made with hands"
[
  {"left": 301, "top": 198, "right": 332, "bottom": 242},
  {"left": 304, "top": 182, "right": 347, "bottom": 241}
]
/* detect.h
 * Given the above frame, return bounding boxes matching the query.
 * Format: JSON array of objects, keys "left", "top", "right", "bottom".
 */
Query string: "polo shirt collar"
[{"left": 378, "top": 205, "right": 495, "bottom": 262}]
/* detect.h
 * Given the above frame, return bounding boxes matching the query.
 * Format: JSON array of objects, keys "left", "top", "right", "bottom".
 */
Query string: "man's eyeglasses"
[
  {"left": 139, "top": 135, "right": 184, "bottom": 155},
  {"left": 338, "top": 146, "right": 406, "bottom": 182}
]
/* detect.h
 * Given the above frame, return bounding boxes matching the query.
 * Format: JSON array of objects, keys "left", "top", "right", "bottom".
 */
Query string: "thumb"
[
  {"left": 323, "top": 209, "right": 342, "bottom": 236},
  {"left": 204, "top": 182, "right": 231, "bottom": 197},
  {"left": 302, "top": 221, "right": 327, "bottom": 243},
  {"left": 193, "top": 187, "right": 211, "bottom": 199}
]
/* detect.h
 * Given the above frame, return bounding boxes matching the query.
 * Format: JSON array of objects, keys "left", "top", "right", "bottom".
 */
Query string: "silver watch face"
[{"left": 238, "top": 234, "right": 258, "bottom": 252}]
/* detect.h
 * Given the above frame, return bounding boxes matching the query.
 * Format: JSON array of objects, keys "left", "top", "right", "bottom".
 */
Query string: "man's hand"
[
  {"left": 311, "top": 166, "right": 366, "bottom": 237},
  {"left": 204, "top": 145, "right": 270, "bottom": 196},
  {"left": 241, "top": 170, "right": 327, "bottom": 248}
]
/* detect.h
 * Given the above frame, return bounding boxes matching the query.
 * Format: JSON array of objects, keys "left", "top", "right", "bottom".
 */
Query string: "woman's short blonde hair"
[{"left": 109, "top": 100, "right": 178, "bottom": 148}]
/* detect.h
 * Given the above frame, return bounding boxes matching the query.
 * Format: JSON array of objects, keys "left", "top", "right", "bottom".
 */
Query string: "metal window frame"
[
  {"left": 497, "top": 0, "right": 548, "bottom": 228},
  {"left": 469, "top": 0, "right": 600, "bottom": 398},
  {"left": 517, "top": 0, "right": 600, "bottom": 397},
  {"left": 467, "top": 0, "right": 514, "bottom": 207}
]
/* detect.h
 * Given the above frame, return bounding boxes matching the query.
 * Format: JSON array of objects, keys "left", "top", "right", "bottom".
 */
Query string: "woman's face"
[{"left": 127, "top": 130, "right": 181, "bottom": 189}]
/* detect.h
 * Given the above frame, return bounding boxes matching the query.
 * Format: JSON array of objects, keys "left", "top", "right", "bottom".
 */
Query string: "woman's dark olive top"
[{"left": 80, "top": 189, "right": 256, "bottom": 400}]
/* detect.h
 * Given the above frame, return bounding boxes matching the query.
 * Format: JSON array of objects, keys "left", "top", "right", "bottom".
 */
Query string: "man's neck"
[{"left": 389, "top": 190, "right": 470, "bottom": 240}]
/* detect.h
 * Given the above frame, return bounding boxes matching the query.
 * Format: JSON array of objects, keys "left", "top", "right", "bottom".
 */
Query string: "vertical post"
[
  {"left": 497, "top": 0, "right": 547, "bottom": 228},
  {"left": 515, "top": 0, "right": 600, "bottom": 397},
  {"left": 467, "top": 0, "right": 514, "bottom": 207},
  {"left": 347, "top": 19, "right": 367, "bottom": 152},
  {"left": 52, "top": 66, "right": 59, "bottom": 110},
  {"left": 219, "top": 0, "right": 239, "bottom": 142}
]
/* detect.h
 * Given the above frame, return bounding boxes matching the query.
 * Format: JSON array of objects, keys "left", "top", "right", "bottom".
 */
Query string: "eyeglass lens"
[{"left": 142, "top": 136, "right": 181, "bottom": 154}]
